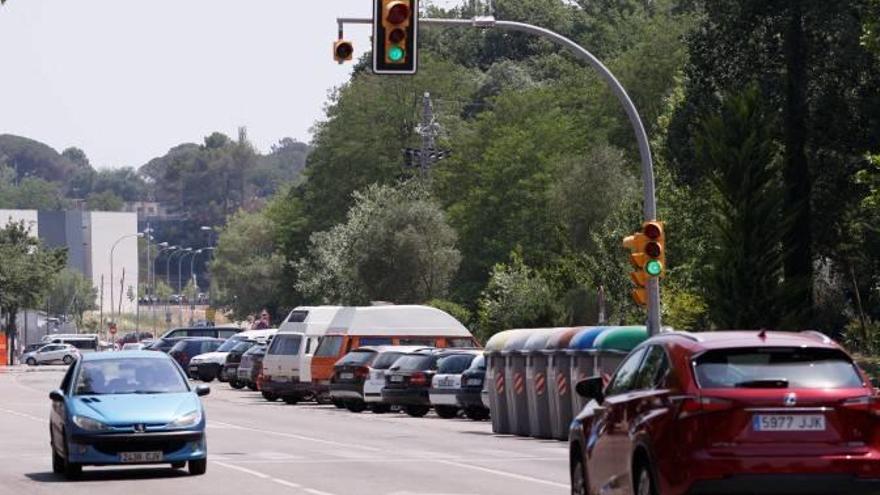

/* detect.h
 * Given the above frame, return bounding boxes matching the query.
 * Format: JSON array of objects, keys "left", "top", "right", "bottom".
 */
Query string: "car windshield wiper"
[{"left": 734, "top": 379, "right": 789, "bottom": 388}]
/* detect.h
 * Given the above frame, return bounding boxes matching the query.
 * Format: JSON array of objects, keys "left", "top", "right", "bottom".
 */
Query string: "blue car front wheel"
[{"left": 189, "top": 458, "right": 207, "bottom": 476}]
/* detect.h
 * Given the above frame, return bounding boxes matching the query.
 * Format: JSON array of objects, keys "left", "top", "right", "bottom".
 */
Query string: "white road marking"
[
  {"left": 214, "top": 461, "right": 271, "bottom": 479},
  {"left": 214, "top": 460, "right": 338, "bottom": 495},
  {"left": 436, "top": 460, "right": 569, "bottom": 490},
  {"left": 210, "top": 420, "right": 382, "bottom": 452},
  {"left": 224, "top": 456, "right": 561, "bottom": 465},
  {"left": 272, "top": 478, "right": 302, "bottom": 488},
  {"left": 0, "top": 408, "right": 44, "bottom": 423}
]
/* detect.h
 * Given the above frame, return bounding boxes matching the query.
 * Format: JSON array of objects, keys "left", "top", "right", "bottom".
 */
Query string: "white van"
[
  {"left": 45, "top": 334, "right": 100, "bottom": 353},
  {"left": 188, "top": 328, "right": 277, "bottom": 382},
  {"left": 260, "top": 306, "right": 342, "bottom": 403}
]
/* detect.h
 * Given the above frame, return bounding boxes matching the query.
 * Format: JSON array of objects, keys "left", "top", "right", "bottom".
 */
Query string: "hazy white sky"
[{"left": 0, "top": 0, "right": 460, "bottom": 169}]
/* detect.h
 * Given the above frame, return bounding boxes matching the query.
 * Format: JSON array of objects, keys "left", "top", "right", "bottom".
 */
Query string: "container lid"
[
  {"left": 522, "top": 328, "right": 561, "bottom": 352},
  {"left": 594, "top": 326, "right": 648, "bottom": 352},
  {"left": 484, "top": 329, "right": 527, "bottom": 353},
  {"left": 545, "top": 327, "right": 581, "bottom": 350},
  {"left": 502, "top": 329, "right": 539, "bottom": 353},
  {"left": 567, "top": 327, "right": 609, "bottom": 350}
]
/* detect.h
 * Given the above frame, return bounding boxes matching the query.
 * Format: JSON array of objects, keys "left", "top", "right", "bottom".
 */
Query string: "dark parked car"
[
  {"left": 569, "top": 331, "right": 880, "bottom": 495},
  {"left": 237, "top": 344, "right": 268, "bottom": 392},
  {"left": 145, "top": 337, "right": 189, "bottom": 353},
  {"left": 383, "top": 349, "right": 475, "bottom": 417},
  {"left": 159, "top": 326, "right": 240, "bottom": 340},
  {"left": 118, "top": 331, "right": 154, "bottom": 345},
  {"left": 168, "top": 338, "right": 225, "bottom": 370},
  {"left": 428, "top": 350, "right": 482, "bottom": 419},
  {"left": 222, "top": 339, "right": 258, "bottom": 387},
  {"left": 455, "top": 354, "right": 489, "bottom": 421},
  {"left": 330, "top": 347, "right": 382, "bottom": 412}
]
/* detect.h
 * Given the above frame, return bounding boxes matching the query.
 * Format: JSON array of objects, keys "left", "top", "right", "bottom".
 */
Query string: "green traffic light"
[
  {"left": 646, "top": 259, "right": 663, "bottom": 277},
  {"left": 388, "top": 46, "right": 405, "bottom": 62}
]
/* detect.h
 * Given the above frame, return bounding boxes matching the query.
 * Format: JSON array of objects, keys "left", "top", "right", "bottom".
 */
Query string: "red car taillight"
[
  {"left": 841, "top": 395, "right": 880, "bottom": 416},
  {"left": 410, "top": 372, "right": 428, "bottom": 387},
  {"left": 677, "top": 396, "right": 734, "bottom": 419},
  {"left": 355, "top": 366, "right": 369, "bottom": 379}
]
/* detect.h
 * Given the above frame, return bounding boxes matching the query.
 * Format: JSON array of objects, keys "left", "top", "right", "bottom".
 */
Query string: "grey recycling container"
[
  {"left": 484, "top": 329, "right": 523, "bottom": 434},
  {"left": 503, "top": 329, "right": 536, "bottom": 437},
  {"left": 569, "top": 327, "right": 609, "bottom": 418},
  {"left": 545, "top": 327, "right": 586, "bottom": 441},
  {"left": 523, "top": 328, "right": 560, "bottom": 439}
]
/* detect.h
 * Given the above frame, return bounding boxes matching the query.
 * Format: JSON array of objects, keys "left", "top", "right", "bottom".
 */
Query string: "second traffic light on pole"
[
  {"left": 623, "top": 221, "right": 666, "bottom": 306},
  {"left": 373, "top": 0, "right": 418, "bottom": 75}
]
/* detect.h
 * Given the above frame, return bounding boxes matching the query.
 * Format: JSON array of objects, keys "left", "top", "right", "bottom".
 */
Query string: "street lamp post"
[
  {"left": 167, "top": 248, "right": 191, "bottom": 329},
  {"left": 151, "top": 243, "right": 175, "bottom": 333},
  {"left": 110, "top": 232, "right": 144, "bottom": 319},
  {"left": 189, "top": 247, "right": 215, "bottom": 324},
  {"left": 178, "top": 249, "right": 198, "bottom": 325}
]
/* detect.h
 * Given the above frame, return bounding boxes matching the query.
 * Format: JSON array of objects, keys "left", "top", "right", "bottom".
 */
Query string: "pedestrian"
[{"left": 252, "top": 309, "right": 271, "bottom": 330}]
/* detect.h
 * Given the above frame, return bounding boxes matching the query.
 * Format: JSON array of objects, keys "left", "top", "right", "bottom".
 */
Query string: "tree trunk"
[{"left": 781, "top": 1, "right": 813, "bottom": 328}]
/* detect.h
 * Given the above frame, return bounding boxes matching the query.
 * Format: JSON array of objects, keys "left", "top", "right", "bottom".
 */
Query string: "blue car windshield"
[{"left": 74, "top": 358, "right": 188, "bottom": 395}]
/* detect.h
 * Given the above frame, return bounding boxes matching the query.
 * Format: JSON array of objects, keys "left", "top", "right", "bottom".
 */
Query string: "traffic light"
[
  {"left": 334, "top": 40, "right": 354, "bottom": 64},
  {"left": 623, "top": 221, "right": 666, "bottom": 306},
  {"left": 373, "top": 0, "right": 418, "bottom": 75}
]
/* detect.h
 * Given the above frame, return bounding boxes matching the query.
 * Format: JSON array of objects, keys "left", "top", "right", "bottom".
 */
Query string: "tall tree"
[
  {"left": 0, "top": 221, "right": 66, "bottom": 363},
  {"left": 695, "top": 86, "right": 785, "bottom": 328},
  {"left": 669, "top": 0, "right": 880, "bottom": 327}
]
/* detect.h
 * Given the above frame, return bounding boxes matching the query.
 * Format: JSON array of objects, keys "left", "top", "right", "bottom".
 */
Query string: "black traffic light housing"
[
  {"left": 334, "top": 40, "right": 354, "bottom": 64},
  {"left": 373, "top": 0, "right": 418, "bottom": 75}
]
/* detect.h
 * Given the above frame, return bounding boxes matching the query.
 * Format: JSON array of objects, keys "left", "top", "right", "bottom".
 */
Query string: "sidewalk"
[{"left": 0, "top": 364, "right": 67, "bottom": 373}]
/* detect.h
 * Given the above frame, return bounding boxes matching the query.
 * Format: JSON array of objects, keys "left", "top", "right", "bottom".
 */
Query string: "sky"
[{"left": 0, "top": 0, "right": 461, "bottom": 169}]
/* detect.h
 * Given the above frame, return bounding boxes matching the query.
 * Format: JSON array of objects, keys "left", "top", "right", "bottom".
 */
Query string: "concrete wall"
[{"left": 89, "top": 212, "right": 139, "bottom": 316}]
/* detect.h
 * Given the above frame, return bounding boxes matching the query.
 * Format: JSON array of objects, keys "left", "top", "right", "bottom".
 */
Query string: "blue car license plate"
[{"left": 120, "top": 451, "right": 163, "bottom": 463}]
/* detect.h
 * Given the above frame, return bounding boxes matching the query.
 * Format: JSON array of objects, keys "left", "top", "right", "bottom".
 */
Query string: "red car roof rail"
[{"left": 659, "top": 331, "right": 703, "bottom": 343}]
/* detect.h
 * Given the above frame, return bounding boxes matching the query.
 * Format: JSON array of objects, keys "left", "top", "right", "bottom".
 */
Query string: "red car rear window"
[{"left": 694, "top": 347, "right": 863, "bottom": 389}]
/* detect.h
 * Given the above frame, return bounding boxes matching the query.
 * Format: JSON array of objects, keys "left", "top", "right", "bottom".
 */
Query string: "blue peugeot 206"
[{"left": 49, "top": 350, "right": 210, "bottom": 479}]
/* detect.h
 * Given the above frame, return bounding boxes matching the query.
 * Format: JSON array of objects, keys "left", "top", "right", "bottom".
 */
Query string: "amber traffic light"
[
  {"left": 333, "top": 40, "right": 354, "bottom": 64},
  {"left": 623, "top": 221, "right": 666, "bottom": 306},
  {"left": 373, "top": 0, "right": 418, "bottom": 74}
]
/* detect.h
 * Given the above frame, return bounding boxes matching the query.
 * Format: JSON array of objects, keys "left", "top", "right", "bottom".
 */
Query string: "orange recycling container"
[{"left": 0, "top": 334, "right": 8, "bottom": 366}]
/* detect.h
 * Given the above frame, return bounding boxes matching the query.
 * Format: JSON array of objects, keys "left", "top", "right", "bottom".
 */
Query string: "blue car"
[{"left": 49, "top": 351, "right": 210, "bottom": 479}]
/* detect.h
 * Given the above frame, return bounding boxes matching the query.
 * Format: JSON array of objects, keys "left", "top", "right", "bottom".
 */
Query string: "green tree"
[
  {"left": 295, "top": 183, "right": 461, "bottom": 305},
  {"left": 86, "top": 190, "right": 124, "bottom": 211},
  {"left": 695, "top": 86, "right": 785, "bottom": 329},
  {"left": 669, "top": 0, "right": 880, "bottom": 327},
  {"left": 0, "top": 221, "right": 66, "bottom": 362},
  {"left": 44, "top": 269, "right": 97, "bottom": 328},
  {"left": 476, "top": 251, "right": 557, "bottom": 341},
  {"left": 210, "top": 210, "right": 285, "bottom": 320}
]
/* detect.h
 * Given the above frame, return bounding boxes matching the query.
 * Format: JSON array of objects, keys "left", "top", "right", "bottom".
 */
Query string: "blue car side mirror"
[
  {"left": 49, "top": 389, "right": 64, "bottom": 402},
  {"left": 195, "top": 385, "right": 210, "bottom": 397}
]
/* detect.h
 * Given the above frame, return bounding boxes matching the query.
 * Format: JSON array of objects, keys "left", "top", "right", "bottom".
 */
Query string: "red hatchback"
[{"left": 569, "top": 331, "right": 880, "bottom": 495}]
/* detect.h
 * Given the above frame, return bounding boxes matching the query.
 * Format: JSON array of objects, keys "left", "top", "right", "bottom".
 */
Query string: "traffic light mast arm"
[{"left": 334, "top": 14, "right": 661, "bottom": 335}]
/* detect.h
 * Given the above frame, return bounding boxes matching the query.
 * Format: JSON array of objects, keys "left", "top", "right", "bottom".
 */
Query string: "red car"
[{"left": 569, "top": 330, "right": 880, "bottom": 495}]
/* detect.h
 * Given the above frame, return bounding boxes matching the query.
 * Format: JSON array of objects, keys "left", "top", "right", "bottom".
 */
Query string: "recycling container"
[
  {"left": 524, "top": 328, "right": 560, "bottom": 439},
  {"left": 545, "top": 327, "right": 586, "bottom": 440},
  {"left": 484, "top": 329, "right": 522, "bottom": 434},
  {"left": 595, "top": 326, "right": 648, "bottom": 377},
  {"left": 568, "top": 327, "right": 609, "bottom": 418},
  {"left": 503, "top": 330, "right": 536, "bottom": 436}
]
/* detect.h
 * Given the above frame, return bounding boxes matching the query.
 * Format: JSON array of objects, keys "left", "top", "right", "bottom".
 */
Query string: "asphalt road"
[{"left": 0, "top": 366, "right": 568, "bottom": 495}]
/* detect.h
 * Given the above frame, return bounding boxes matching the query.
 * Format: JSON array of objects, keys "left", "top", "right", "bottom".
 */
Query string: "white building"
[{"left": 0, "top": 209, "right": 139, "bottom": 315}]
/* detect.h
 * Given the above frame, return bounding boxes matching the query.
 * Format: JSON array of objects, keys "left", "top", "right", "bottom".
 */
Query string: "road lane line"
[
  {"left": 214, "top": 461, "right": 271, "bottom": 479},
  {"left": 272, "top": 478, "right": 302, "bottom": 488},
  {"left": 215, "top": 460, "right": 338, "bottom": 495},
  {"left": 210, "top": 420, "right": 382, "bottom": 452},
  {"left": 0, "top": 408, "right": 45, "bottom": 423},
  {"left": 436, "top": 460, "right": 568, "bottom": 490}
]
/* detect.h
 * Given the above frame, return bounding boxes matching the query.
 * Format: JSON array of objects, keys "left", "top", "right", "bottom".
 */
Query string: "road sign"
[{"left": 206, "top": 308, "right": 216, "bottom": 322}]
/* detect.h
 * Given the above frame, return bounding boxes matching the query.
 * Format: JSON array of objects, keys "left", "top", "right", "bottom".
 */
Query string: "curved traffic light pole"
[{"left": 337, "top": 15, "right": 661, "bottom": 335}]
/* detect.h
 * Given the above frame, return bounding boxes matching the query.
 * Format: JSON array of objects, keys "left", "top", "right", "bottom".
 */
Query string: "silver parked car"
[{"left": 23, "top": 344, "right": 79, "bottom": 366}]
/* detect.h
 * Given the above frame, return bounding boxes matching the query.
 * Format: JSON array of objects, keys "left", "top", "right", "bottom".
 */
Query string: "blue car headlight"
[
  {"left": 169, "top": 410, "right": 202, "bottom": 428},
  {"left": 72, "top": 415, "right": 111, "bottom": 432}
]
